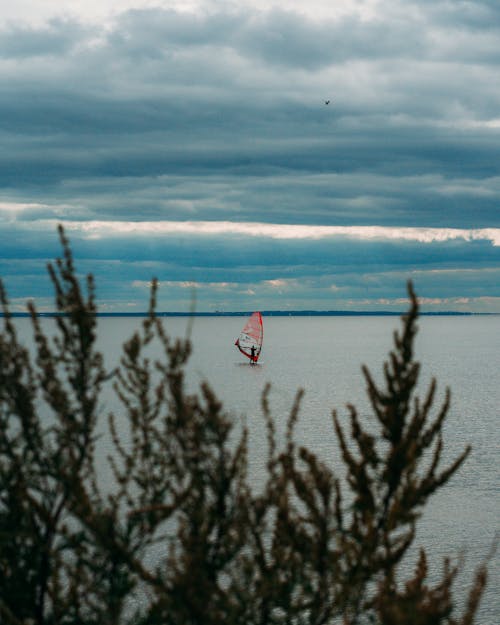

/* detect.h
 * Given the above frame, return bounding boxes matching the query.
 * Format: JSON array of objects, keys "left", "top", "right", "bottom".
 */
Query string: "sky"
[{"left": 1, "top": 0, "right": 499, "bottom": 313}]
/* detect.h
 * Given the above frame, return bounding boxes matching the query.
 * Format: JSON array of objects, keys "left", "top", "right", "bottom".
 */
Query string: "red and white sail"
[{"left": 235, "top": 311, "right": 263, "bottom": 363}]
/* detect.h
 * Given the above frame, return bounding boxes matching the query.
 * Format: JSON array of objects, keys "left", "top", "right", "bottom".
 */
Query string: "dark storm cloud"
[
  {"left": 236, "top": 10, "right": 425, "bottom": 68},
  {"left": 2, "top": 222, "right": 499, "bottom": 276},
  {"left": 1, "top": 5, "right": 498, "bottom": 189},
  {"left": 0, "top": 1, "right": 499, "bottom": 311},
  {"left": 0, "top": 18, "right": 87, "bottom": 59},
  {"left": 420, "top": 0, "right": 500, "bottom": 32},
  {"left": 2, "top": 222, "right": 499, "bottom": 311},
  {"left": 107, "top": 4, "right": 500, "bottom": 68}
]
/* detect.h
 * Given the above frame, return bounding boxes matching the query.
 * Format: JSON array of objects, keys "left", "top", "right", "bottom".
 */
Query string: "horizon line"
[{"left": 3, "top": 310, "right": 497, "bottom": 318}]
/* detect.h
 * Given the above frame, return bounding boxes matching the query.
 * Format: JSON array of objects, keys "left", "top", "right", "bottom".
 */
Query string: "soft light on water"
[{"left": 11, "top": 314, "right": 500, "bottom": 623}]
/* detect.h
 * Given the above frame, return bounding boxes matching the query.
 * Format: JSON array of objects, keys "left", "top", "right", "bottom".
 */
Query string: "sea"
[{"left": 11, "top": 314, "right": 500, "bottom": 623}]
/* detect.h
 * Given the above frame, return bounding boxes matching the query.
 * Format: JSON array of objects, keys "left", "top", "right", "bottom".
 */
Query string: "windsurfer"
[{"left": 235, "top": 312, "right": 263, "bottom": 364}]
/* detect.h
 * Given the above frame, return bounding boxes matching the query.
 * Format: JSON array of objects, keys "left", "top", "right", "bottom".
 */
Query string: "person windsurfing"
[{"left": 235, "top": 312, "right": 263, "bottom": 364}]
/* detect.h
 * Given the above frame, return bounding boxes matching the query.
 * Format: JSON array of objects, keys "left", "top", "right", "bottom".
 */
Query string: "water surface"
[{"left": 13, "top": 314, "right": 500, "bottom": 623}]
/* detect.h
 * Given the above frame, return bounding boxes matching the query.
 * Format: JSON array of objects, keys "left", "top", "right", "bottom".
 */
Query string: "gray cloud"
[
  {"left": 0, "top": 18, "right": 87, "bottom": 59},
  {"left": 0, "top": 1, "right": 499, "bottom": 311},
  {"left": 1, "top": 225, "right": 499, "bottom": 312}
]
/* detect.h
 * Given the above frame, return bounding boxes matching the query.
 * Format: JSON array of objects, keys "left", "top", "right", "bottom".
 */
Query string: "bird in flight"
[{"left": 325, "top": 100, "right": 330, "bottom": 105}]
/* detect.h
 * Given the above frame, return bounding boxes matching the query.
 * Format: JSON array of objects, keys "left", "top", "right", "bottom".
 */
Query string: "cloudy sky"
[{"left": 1, "top": 0, "right": 499, "bottom": 312}]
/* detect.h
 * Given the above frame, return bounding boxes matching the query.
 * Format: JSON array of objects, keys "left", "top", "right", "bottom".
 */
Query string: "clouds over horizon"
[{"left": 1, "top": 1, "right": 499, "bottom": 311}]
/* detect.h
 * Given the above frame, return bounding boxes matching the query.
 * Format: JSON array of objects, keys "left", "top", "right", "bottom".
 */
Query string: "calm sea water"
[{"left": 14, "top": 315, "right": 500, "bottom": 622}]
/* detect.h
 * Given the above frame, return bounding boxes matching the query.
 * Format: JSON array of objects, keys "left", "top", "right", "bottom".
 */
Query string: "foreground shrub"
[{"left": 0, "top": 227, "right": 489, "bottom": 624}]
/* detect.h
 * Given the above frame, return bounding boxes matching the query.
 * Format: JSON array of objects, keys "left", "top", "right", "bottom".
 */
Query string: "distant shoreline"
[{"left": 3, "top": 311, "right": 497, "bottom": 318}]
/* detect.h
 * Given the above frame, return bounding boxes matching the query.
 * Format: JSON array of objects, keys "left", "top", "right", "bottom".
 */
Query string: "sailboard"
[{"left": 235, "top": 311, "right": 263, "bottom": 363}]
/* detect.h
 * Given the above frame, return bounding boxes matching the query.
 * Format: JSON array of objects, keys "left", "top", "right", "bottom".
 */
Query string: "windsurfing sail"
[{"left": 235, "top": 311, "right": 263, "bottom": 363}]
